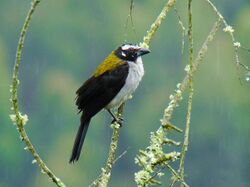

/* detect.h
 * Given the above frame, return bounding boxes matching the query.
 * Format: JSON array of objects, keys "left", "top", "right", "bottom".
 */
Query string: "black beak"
[{"left": 137, "top": 47, "right": 151, "bottom": 56}]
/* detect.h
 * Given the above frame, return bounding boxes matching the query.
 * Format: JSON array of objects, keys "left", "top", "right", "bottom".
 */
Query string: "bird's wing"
[{"left": 76, "top": 63, "right": 129, "bottom": 118}]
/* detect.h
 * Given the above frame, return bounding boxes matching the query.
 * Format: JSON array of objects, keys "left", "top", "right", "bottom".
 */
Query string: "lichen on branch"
[
  {"left": 10, "top": 0, "right": 66, "bottom": 186},
  {"left": 135, "top": 7, "right": 222, "bottom": 187}
]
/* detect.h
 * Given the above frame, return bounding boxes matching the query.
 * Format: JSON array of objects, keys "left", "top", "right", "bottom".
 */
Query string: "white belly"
[{"left": 106, "top": 57, "right": 144, "bottom": 109}]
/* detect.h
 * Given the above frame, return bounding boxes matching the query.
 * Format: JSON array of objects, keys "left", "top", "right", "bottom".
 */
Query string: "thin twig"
[
  {"left": 174, "top": 6, "right": 186, "bottom": 54},
  {"left": 205, "top": 0, "right": 250, "bottom": 72},
  {"left": 166, "top": 164, "right": 189, "bottom": 187},
  {"left": 161, "top": 17, "right": 222, "bottom": 127},
  {"left": 129, "top": 0, "right": 137, "bottom": 35},
  {"left": 114, "top": 149, "right": 128, "bottom": 164},
  {"left": 206, "top": 0, "right": 250, "bottom": 84},
  {"left": 145, "top": 167, "right": 164, "bottom": 185},
  {"left": 179, "top": 85, "right": 193, "bottom": 183},
  {"left": 89, "top": 126, "right": 121, "bottom": 187},
  {"left": 9, "top": 0, "right": 66, "bottom": 187},
  {"left": 179, "top": 1, "right": 194, "bottom": 186},
  {"left": 90, "top": 104, "right": 125, "bottom": 187},
  {"left": 167, "top": 17, "right": 222, "bottom": 187},
  {"left": 124, "top": 0, "right": 137, "bottom": 41},
  {"left": 141, "top": 0, "right": 177, "bottom": 48}
]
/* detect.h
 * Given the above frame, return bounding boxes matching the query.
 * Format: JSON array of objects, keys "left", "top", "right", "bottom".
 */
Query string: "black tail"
[{"left": 69, "top": 115, "right": 90, "bottom": 163}]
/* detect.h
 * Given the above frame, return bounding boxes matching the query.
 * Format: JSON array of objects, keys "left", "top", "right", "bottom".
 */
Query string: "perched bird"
[{"left": 70, "top": 43, "right": 150, "bottom": 163}]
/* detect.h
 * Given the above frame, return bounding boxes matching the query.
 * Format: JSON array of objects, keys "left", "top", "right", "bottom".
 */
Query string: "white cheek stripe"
[
  {"left": 121, "top": 44, "right": 139, "bottom": 50},
  {"left": 121, "top": 44, "right": 131, "bottom": 50}
]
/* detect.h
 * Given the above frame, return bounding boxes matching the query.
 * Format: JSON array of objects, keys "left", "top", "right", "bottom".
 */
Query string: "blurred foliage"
[{"left": 0, "top": 0, "right": 250, "bottom": 187}]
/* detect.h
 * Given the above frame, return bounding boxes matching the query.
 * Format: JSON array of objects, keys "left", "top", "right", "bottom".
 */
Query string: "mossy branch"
[
  {"left": 90, "top": 103, "right": 124, "bottom": 187},
  {"left": 206, "top": 0, "right": 249, "bottom": 75},
  {"left": 9, "top": 0, "right": 66, "bottom": 186},
  {"left": 141, "top": 0, "right": 177, "bottom": 49},
  {"left": 162, "top": 16, "right": 222, "bottom": 127},
  {"left": 179, "top": 1, "right": 194, "bottom": 186},
  {"left": 136, "top": 8, "right": 222, "bottom": 187}
]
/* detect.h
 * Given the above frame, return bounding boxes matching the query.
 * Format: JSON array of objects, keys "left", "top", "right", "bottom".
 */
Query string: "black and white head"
[{"left": 115, "top": 44, "right": 150, "bottom": 62}]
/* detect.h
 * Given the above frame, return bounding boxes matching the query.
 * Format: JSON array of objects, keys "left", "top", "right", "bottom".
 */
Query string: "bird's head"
[
  {"left": 114, "top": 44, "right": 150, "bottom": 62},
  {"left": 93, "top": 43, "right": 150, "bottom": 77}
]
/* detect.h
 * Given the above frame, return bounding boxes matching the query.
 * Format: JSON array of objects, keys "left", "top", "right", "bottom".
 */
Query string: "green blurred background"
[{"left": 0, "top": 0, "right": 250, "bottom": 186}]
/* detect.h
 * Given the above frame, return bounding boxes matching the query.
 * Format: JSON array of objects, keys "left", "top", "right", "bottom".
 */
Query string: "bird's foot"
[
  {"left": 111, "top": 116, "right": 123, "bottom": 127},
  {"left": 108, "top": 109, "right": 123, "bottom": 127}
]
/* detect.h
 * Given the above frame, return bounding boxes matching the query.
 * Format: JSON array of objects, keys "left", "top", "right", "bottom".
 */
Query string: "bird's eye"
[{"left": 121, "top": 51, "right": 126, "bottom": 57}]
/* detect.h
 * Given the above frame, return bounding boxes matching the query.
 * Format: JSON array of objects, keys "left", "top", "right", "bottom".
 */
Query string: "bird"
[{"left": 70, "top": 43, "right": 150, "bottom": 163}]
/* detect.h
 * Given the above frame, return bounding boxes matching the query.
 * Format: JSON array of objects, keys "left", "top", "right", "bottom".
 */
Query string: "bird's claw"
[{"left": 111, "top": 116, "right": 123, "bottom": 127}]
